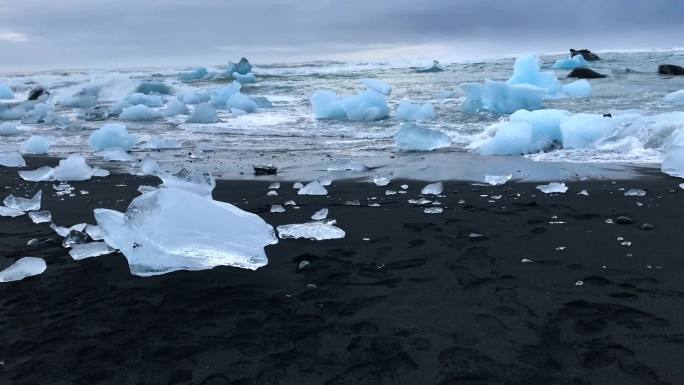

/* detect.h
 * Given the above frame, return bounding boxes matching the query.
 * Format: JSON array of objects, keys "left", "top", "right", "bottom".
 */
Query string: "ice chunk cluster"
[
  {"left": 89, "top": 123, "right": 137, "bottom": 151},
  {"left": 0, "top": 257, "right": 46, "bottom": 283},
  {"left": 396, "top": 103, "right": 435, "bottom": 121},
  {"left": 94, "top": 184, "right": 277, "bottom": 276},
  {"left": 311, "top": 81, "right": 390, "bottom": 121},
  {"left": 394, "top": 123, "right": 450, "bottom": 151},
  {"left": 551, "top": 55, "right": 589, "bottom": 70}
]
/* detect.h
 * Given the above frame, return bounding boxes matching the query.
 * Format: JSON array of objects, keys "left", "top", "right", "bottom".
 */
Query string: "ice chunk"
[
  {"left": 424, "top": 207, "right": 443, "bottom": 214},
  {"left": 507, "top": 54, "right": 561, "bottom": 95},
  {"left": 227, "top": 93, "right": 257, "bottom": 113},
  {"left": 19, "top": 166, "right": 54, "bottom": 181},
  {"left": 69, "top": 242, "right": 115, "bottom": 260},
  {"left": 360, "top": 78, "right": 391, "bottom": 96},
  {"left": 178, "top": 67, "right": 209, "bottom": 82},
  {"left": 461, "top": 81, "right": 545, "bottom": 114},
  {"left": 270, "top": 204, "right": 285, "bottom": 213},
  {"left": 162, "top": 99, "right": 190, "bottom": 116},
  {"left": 561, "top": 80, "right": 592, "bottom": 98},
  {"left": 311, "top": 90, "right": 347, "bottom": 120},
  {"left": 228, "top": 58, "right": 253, "bottom": 75},
  {"left": 509, "top": 108, "right": 569, "bottom": 147},
  {"left": 89, "top": 123, "right": 137, "bottom": 151},
  {"left": 232, "top": 72, "right": 256, "bottom": 84},
  {"left": 477, "top": 121, "right": 535, "bottom": 155},
  {"left": 298, "top": 181, "right": 328, "bottom": 195},
  {"left": 22, "top": 103, "right": 52, "bottom": 124},
  {"left": 0, "top": 152, "right": 26, "bottom": 167},
  {"left": 108, "top": 101, "right": 132, "bottom": 116},
  {"left": 159, "top": 168, "right": 215, "bottom": 197},
  {"left": 664, "top": 90, "right": 684, "bottom": 106},
  {"left": 277, "top": 222, "right": 345, "bottom": 240},
  {"left": 317, "top": 175, "right": 333, "bottom": 186},
  {"left": 143, "top": 138, "right": 181, "bottom": 149},
  {"left": 52, "top": 154, "right": 96, "bottom": 181},
  {"left": 624, "top": 188, "right": 647, "bottom": 197},
  {"left": 251, "top": 96, "right": 272, "bottom": 108},
  {"left": 210, "top": 81, "right": 241, "bottom": 108},
  {"left": 0, "top": 122, "right": 19, "bottom": 136},
  {"left": 536, "top": 182, "right": 568, "bottom": 193},
  {"left": 60, "top": 94, "right": 97, "bottom": 108},
  {"left": 396, "top": 103, "right": 435, "bottom": 121},
  {"left": 662, "top": 129, "right": 684, "bottom": 178},
  {"left": 120, "top": 104, "right": 159, "bottom": 121},
  {"left": 484, "top": 174, "right": 512, "bottom": 185},
  {"left": 138, "top": 155, "right": 159, "bottom": 176},
  {"left": 4, "top": 190, "right": 41, "bottom": 211},
  {"left": 20, "top": 135, "right": 55, "bottom": 154},
  {"left": 179, "top": 91, "right": 210, "bottom": 105},
  {"left": 85, "top": 224, "right": 104, "bottom": 240},
  {"left": 135, "top": 81, "right": 173, "bottom": 95},
  {"left": 186, "top": 103, "right": 218, "bottom": 123},
  {"left": 421, "top": 182, "right": 443, "bottom": 195},
  {"left": 560, "top": 113, "right": 614, "bottom": 149},
  {"left": 29, "top": 210, "right": 52, "bottom": 224},
  {"left": 311, "top": 89, "right": 389, "bottom": 121},
  {"left": 0, "top": 206, "right": 24, "bottom": 217},
  {"left": 94, "top": 186, "right": 277, "bottom": 276},
  {"left": 551, "top": 55, "right": 589, "bottom": 70},
  {"left": 126, "top": 93, "right": 163, "bottom": 107},
  {"left": 311, "top": 208, "right": 328, "bottom": 220},
  {"left": 0, "top": 257, "right": 46, "bottom": 282},
  {"left": 50, "top": 223, "right": 87, "bottom": 237},
  {"left": 394, "top": 123, "right": 450, "bottom": 151},
  {"left": 373, "top": 175, "right": 391, "bottom": 186},
  {"left": 0, "top": 84, "right": 14, "bottom": 99}
]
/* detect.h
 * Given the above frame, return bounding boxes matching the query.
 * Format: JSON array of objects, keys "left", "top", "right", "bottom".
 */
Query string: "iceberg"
[
  {"left": 507, "top": 54, "right": 562, "bottom": 96},
  {"left": 0, "top": 257, "right": 46, "bottom": 283},
  {"left": 0, "top": 84, "right": 14, "bottom": 99},
  {"left": 536, "top": 182, "right": 568, "bottom": 193},
  {"left": 0, "top": 122, "right": 19, "bottom": 136},
  {"left": 421, "top": 182, "right": 443, "bottom": 195},
  {"left": 179, "top": 91, "right": 210, "bottom": 105},
  {"left": 178, "top": 67, "right": 209, "bottom": 82},
  {"left": 232, "top": 72, "right": 256, "bottom": 84},
  {"left": 310, "top": 90, "right": 347, "bottom": 120},
  {"left": 509, "top": 108, "right": 569, "bottom": 146},
  {"left": 210, "top": 81, "right": 241, "bottom": 108},
  {"left": 298, "top": 181, "right": 328, "bottom": 195},
  {"left": 94, "top": 186, "right": 277, "bottom": 276},
  {"left": 396, "top": 102, "right": 435, "bottom": 121},
  {"left": 227, "top": 93, "right": 258, "bottom": 113},
  {"left": 162, "top": 99, "right": 190, "bottom": 116},
  {"left": 4, "top": 190, "right": 41, "bottom": 211},
  {"left": 186, "top": 103, "right": 218, "bottom": 123},
  {"left": 22, "top": 103, "right": 52, "bottom": 124},
  {"left": 20, "top": 135, "right": 55, "bottom": 154},
  {"left": 227, "top": 58, "right": 253, "bottom": 75},
  {"left": 394, "top": 123, "right": 450, "bottom": 151},
  {"left": 551, "top": 55, "right": 589, "bottom": 70},
  {"left": 120, "top": 104, "right": 160, "bottom": 121},
  {"left": 277, "top": 222, "right": 345, "bottom": 240},
  {"left": 477, "top": 121, "right": 535, "bottom": 155},
  {"left": 560, "top": 113, "right": 614, "bottom": 149},
  {"left": 69, "top": 242, "right": 115, "bottom": 260},
  {"left": 311, "top": 208, "right": 329, "bottom": 220},
  {"left": 135, "top": 81, "right": 173, "bottom": 95},
  {"left": 0, "top": 152, "right": 26, "bottom": 167},
  {"left": 28, "top": 210, "right": 51, "bottom": 224},
  {"left": 360, "top": 78, "right": 392, "bottom": 96},
  {"left": 664, "top": 90, "right": 684, "bottom": 105},
  {"left": 52, "top": 154, "right": 97, "bottom": 181},
  {"left": 88, "top": 123, "right": 137, "bottom": 151},
  {"left": 662, "top": 129, "right": 684, "bottom": 178},
  {"left": 561, "top": 80, "right": 592, "bottom": 98},
  {"left": 461, "top": 81, "right": 545, "bottom": 114},
  {"left": 19, "top": 166, "right": 53, "bottom": 181},
  {"left": 310, "top": 89, "right": 389, "bottom": 121},
  {"left": 484, "top": 174, "right": 512, "bottom": 185},
  {"left": 125, "top": 93, "right": 164, "bottom": 107}
]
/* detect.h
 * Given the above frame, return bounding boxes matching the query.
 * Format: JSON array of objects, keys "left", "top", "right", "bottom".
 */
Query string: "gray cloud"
[{"left": 0, "top": 0, "right": 682, "bottom": 71}]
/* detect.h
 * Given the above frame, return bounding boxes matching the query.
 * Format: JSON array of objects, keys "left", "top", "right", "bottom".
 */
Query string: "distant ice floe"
[
  {"left": 277, "top": 221, "right": 345, "bottom": 240},
  {"left": 394, "top": 123, "right": 450, "bottom": 151},
  {"left": 311, "top": 78, "right": 390, "bottom": 121},
  {"left": 0, "top": 257, "right": 46, "bottom": 283}
]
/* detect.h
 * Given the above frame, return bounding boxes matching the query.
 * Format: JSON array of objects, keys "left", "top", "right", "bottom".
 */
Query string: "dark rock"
[
  {"left": 253, "top": 164, "right": 277, "bottom": 176},
  {"left": 658, "top": 64, "right": 684, "bottom": 75},
  {"left": 615, "top": 216, "right": 634, "bottom": 225},
  {"left": 298, "top": 260, "right": 312, "bottom": 270},
  {"left": 640, "top": 223, "right": 654, "bottom": 230},
  {"left": 603, "top": 113, "right": 612, "bottom": 118},
  {"left": 27, "top": 86, "right": 48, "bottom": 101},
  {"left": 568, "top": 68, "right": 607, "bottom": 79},
  {"left": 570, "top": 49, "right": 601, "bottom": 61}
]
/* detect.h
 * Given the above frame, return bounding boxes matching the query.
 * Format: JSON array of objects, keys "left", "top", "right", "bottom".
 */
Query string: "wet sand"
[{"left": 1, "top": 159, "right": 683, "bottom": 385}]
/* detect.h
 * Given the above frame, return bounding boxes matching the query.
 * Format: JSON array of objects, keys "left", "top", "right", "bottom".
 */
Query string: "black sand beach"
[{"left": 1, "top": 159, "right": 684, "bottom": 385}]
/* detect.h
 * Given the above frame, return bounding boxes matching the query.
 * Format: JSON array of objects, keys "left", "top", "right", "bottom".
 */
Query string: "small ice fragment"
[
  {"left": 28, "top": 210, "right": 51, "bottom": 224},
  {"left": 373, "top": 175, "right": 391, "bottom": 186},
  {"left": 605, "top": 218, "right": 614, "bottom": 224},
  {"left": 267, "top": 190, "right": 278, "bottom": 196},
  {"left": 484, "top": 174, "right": 512, "bottom": 186},
  {"left": 270, "top": 205, "right": 285, "bottom": 213},
  {"left": 624, "top": 189, "right": 646, "bottom": 197},
  {"left": 0, "top": 152, "right": 26, "bottom": 168},
  {"left": 269, "top": 182, "right": 280, "bottom": 190},
  {"left": 578, "top": 190, "right": 589, "bottom": 196},
  {"left": 68, "top": 242, "right": 115, "bottom": 260},
  {"left": 344, "top": 199, "right": 360, "bottom": 206},
  {"left": 20, "top": 135, "right": 55, "bottom": 154},
  {"left": 317, "top": 175, "right": 333, "bottom": 186},
  {"left": 421, "top": 182, "right": 443, "bottom": 195},
  {"left": 298, "top": 181, "right": 328, "bottom": 196},
  {"left": 0, "top": 257, "right": 46, "bottom": 283},
  {"left": 536, "top": 182, "right": 568, "bottom": 194},
  {"left": 19, "top": 166, "right": 54, "bottom": 182},
  {"left": 394, "top": 123, "right": 450, "bottom": 151},
  {"left": 311, "top": 208, "right": 328, "bottom": 220},
  {"left": 408, "top": 198, "right": 432, "bottom": 205},
  {"left": 62, "top": 230, "right": 88, "bottom": 248},
  {"left": 575, "top": 280, "right": 584, "bottom": 286},
  {"left": 293, "top": 182, "right": 304, "bottom": 189},
  {"left": 140, "top": 155, "right": 160, "bottom": 176},
  {"left": 277, "top": 222, "right": 345, "bottom": 240},
  {"left": 0, "top": 206, "right": 24, "bottom": 217},
  {"left": 284, "top": 200, "right": 296, "bottom": 206},
  {"left": 521, "top": 258, "right": 533, "bottom": 263},
  {"left": 89, "top": 123, "right": 137, "bottom": 151},
  {"left": 52, "top": 154, "right": 95, "bottom": 181},
  {"left": 401, "top": 184, "right": 409, "bottom": 189},
  {"left": 469, "top": 233, "right": 484, "bottom": 238},
  {"left": 424, "top": 207, "right": 443, "bottom": 214},
  {"left": 385, "top": 190, "right": 397, "bottom": 195},
  {"left": 4, "top": 190, "right": 41, "bottom": 211},
  {"left": 50, "top": 223, "right": 87, "bottom": 237}
]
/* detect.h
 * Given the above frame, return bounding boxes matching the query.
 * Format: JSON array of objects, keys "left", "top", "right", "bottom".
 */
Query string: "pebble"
[
  {"left": 298, "top": 260, "right": 312, "bottom": 270},
  {"left": 615, "top": 216, "right": 634, "bottom": 225}
]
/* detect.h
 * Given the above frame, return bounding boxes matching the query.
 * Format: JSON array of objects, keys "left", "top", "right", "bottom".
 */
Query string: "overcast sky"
[{"left": 0, "top": 0, "right": 682, "bottom": 72}]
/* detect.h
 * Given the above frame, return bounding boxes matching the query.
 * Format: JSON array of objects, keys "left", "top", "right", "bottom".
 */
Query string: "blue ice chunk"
[
  {"left": 461, "top": 81, "right": 545, "bottom": 114},
  {"left": 20, "top": 135, "right": 55, "bottom": 154},
  {"left": 60, "top": 94, "right": 98, "bottom": 108},
  {"left": 560, "top": 113, "right": 615, "bottom": 149},
  {"left": 186, "top": 103, "right": 218, "bottom": 123},
  {"left": 22, "top": 103, "right": 53, "bottom": 124},
  {"left": 341, "top": 90, "right": 389, "bottom": 121},
  {"left": 551, "top": 55, "right": 589, "bottom": 70},
  {"left": 509, "top": 108, "right": 570, "bottom": 148},
  {"left": 210, "top": 81, "right": 241, "bottom": 108},
  {"left": 396, "top": 102, "right": 435, "bottom": 121},
  {"left": 119, "top": 104, "right": 159, "bottom": 121},
  {"left": 228, "top": 93, "right": 257, "bottom": 113},
  {"left": 0, "top": 122, "right": 19, "bottom": 136},
  {"left": 163, "top": 100, "right": 190, "bottom": 116},
  {"left": 178, "top": 91, "right": 210, "bottom": 105},
  {"left": 561, "top": 79, "right": 592, "bottom": 98},
  {"left": 125, "top": 93, "right": 163, "bottom": 107},
  {"left": 178, "top": 67, "right": 209, "bottom": 82},
  {"left": 310, "top": 90, "right": 347, "bottom": 120},
  {"left": 477, "top": 121, "right": 535, "bottom": 155},
  {"left": 227, "top": 57, "right": 253, "bottom": 75},
  {"left": 0, "top": 84, "right": 14, "bottom": 99},
  {"left": 360, "top": 78, "right": 391, "bottom": 96},
  {"left": 88, "top": 123, "right": 137, "bottom": 151},
  {"left": 507, "top": 54, "right": 561, "bottom": 96},
  {"left": 135, "top": 81, "right": 173, "bottom": 95},
  {"left": 232, "top": 72, "right": 256, "bottom": 84},
  {"left": 394, "top": 123, "right": 450, "bottom": 151}
]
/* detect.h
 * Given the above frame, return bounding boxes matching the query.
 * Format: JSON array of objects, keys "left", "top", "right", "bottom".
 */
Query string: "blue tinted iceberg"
[
  {"left": 507, "top": 54, "right": 562, "bottom": 96},
  {"left": 311, "top": 88, "right": 389, "bottom": 121},
  {"left": 227, "top": 93, "right": 257, "bottom": 113},
  {"left": 178, "top": 67, "right": 209, "bottom": 82},
  {"left": 661, "top": 129, "right": 684, "bottom": 178},
  {"left": 360, "top": 78, "right": 392, "bottom": 96},
  {"left": 227, "top": 58, "right": 253, "bottom": 75},
  {"left": 552, "top": 55, "right": 589, "bottom": 70},
  {"left": 20, "top": 135, "right": 55, "bottom": 154},
  {"left": 186, "top": 103, "right": 218, "bottom": 123},
  {"left": 461, "top": 81, "right": 545, "bottom": 114},
  {"left": 0, "top": 84, "right": 14, "bottom": 99},
  {"left": 88, "top": 123, "right": 137, "bottom": 151},
  {"left": 561, "top": 80, "right": 592, "bottom": 98},
  {"left": 396, "top": 103, "right": 435, "bottom": 121},
  {"left": 394, "top": 123, "right": 450, "bottom": 151},
  {"left": 120, "top": 104, "right": 159, "bottom": 121},
  {"left": 125, "top": 93, "right": 163, "bottom": 107},
  {"left": 477, "top": 121, "right": 535, "bottom": 155},
  {"left": 509, "top": 108, "right": 570, "bottom": 148},
  {"left": 560, "top": 113, "right": 615, "bottom": 149},
  {"left": 310, "top": 90, "right": 347, "bottom": 120},
  {"left": 232, "top": 72, "right": 256, "bottom": 84},
  {"left": 210, "top": 82, "right": 241, "bottom": 108},
  {"left": 135, "top": 81, "right": 173, "bottom": 95},
  {"left": 179, "top": 91, "right": 210, "bottom": 105},
  {"left": 162, "top": 99, "right": 190, "bottom": 116},
  {"left": 664, "top": 90, "right": 684, "bottom": 105}
]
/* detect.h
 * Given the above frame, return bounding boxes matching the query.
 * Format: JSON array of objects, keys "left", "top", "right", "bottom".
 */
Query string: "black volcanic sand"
[{"left": 1, "top": 160, "right": 684, "bottom": 385}]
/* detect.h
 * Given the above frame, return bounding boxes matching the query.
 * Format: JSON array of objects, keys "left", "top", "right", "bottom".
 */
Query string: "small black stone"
[
  {"left": 615, "top": 216, "right": 634, "bottom": 225},
  {"left": 640, "top": 223, "right": 654, "bottom": 230}
]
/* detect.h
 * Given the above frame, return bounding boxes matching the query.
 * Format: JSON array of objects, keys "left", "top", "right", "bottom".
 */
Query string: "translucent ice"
[
  {"left": 159, "top": 169, "right": 215, "bottom": 197},
  {"left": 624, "top": 188, "right": 647, "bottom": 196},
  {"left": 178, "top": 67, "right": 209, "bottom": 82},
  {"left": 89, "top": 123, "right": 137, "bottom": 151},
  {"left": 561, "top": 80, "right": 592, "bottom": 98},
  {"left": 186, "top": 103, "right": 218, "bottom": 124},
  {"left": 0, "top": 257, "right": 46, "bottom": 283},
  {"left": 0, "top": 206, "right": 24, "bottom": 217},
  {"left": 310, "top": 90, "right": 347, "bottom": 120},
  {"left": 0, "top": 122, "right": 19, "bottom": 136},
  {"left": 52, "top": 154, "right": 97, "bottom": 181},
  {"left": 396, "top": 103, "right": 435, "bottom": 121},
  {"left": 277, "top": 222, "right": 345, "bottom": 240},
  {"left": 373, "top": 175, "right": 391, "bottom": 186},
  {"left": 507, "top": 55, "right": 562, "bottom": 96},
  {"left": 360, "top": 78, "right": 392, "bottom": 96},
  {"left": 120, "top": 104, "right": 160, "bottom": 121},
  {"left": 0, "top": 152, "right": 26, "bottom": 167},
  {"left": 0, "top": 84, "right": 14, "bottom": 99},
  {"left": 664, "top": 90, "right": 684, "bottom": 105},
  {"left": 20, "top": 135, "right": 55, "bottom": 154},
  {"left": 662, "top": 129, "right": 684, "bottom": 178},
  {"left": 28, "top": 210, "right": 52, "bottom": 224},
  {"left": 484, "top": 174, "right": 512, "bottom": 185},
  {"left": 162, "top": 100, "right": 190, "bottom": 116},
  {"left": 232, "top": 72, "right": 256, "bottom": 84},
  {"left": 19, "top": 166, "right": 54, "bottom": 181},
  {"left": 311, "top": 208, "right": 328, "bottom": 220},
  {"left": 179, "top": 91, "right": 210, "bottom": 105},
  {"left": 4, "top": 190, "right": 41, "bottom": 211},
  {"left": 210, "top": 82, "right": 241, "bottom": 108},
  {"left": 227, "top": 58, "right": 253, "bottom": 75},
  {"left": 311, "top": 89, "right": 389, "bottom": 121},
  {"left": 94, "top": 186, "right": 277, "bottom": 276},
  {"left": 551, "top": 55, "right": 589, "bottom": 70},
  {"left": 69, "top": 242, "right": 116, "bottom": 261},
  {"left": 126, "top": 93, "right": 163, "bottom": 107},
  {"left": 477, "top": 121, "right": 535, "bottom": 155},
  {"left": 227, "top": 93, "right": 257, "bottom": 113},
  {"left": 298, "top": 181, "right": 328, "bottom": 195},
  {"left": 536, "top": 182, "right": 568, "bottom": 193},
  {"left": 394, "top": 123, "right": 450, "bottom": 151},
  {"left": 461, "top": 81, "right": 545, "bottom": 114},
  {"left": 270, "top": 204, "right": 285, "bottom": 213},
  {"left": 421, "top": 182, "right": 443, "bottom": 195},
  {"left": 560, "top": 113, "right": 614, "bottom": 149}
]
